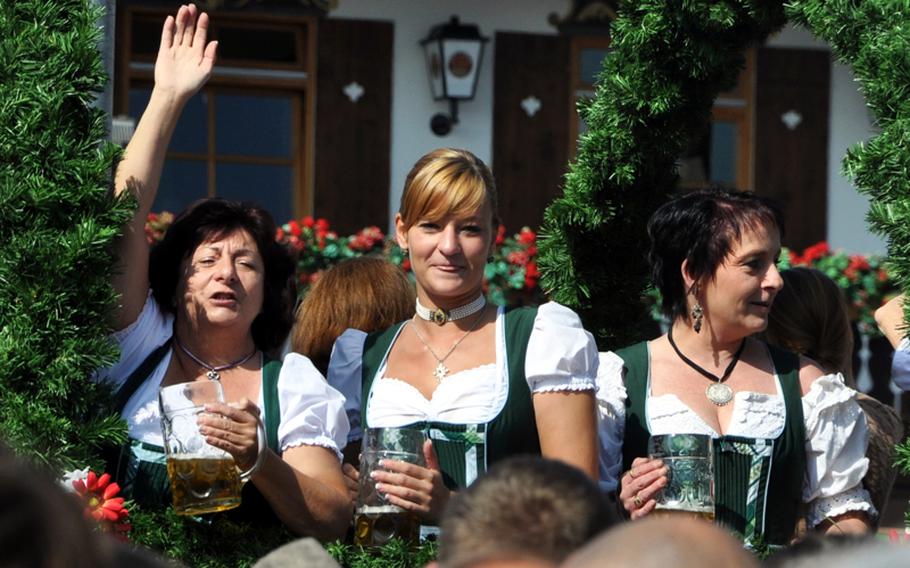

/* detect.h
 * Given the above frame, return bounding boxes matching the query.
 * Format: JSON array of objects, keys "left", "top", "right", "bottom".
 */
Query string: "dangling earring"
[
  {"left": 691, "top": 302, "right": 703, "bottom": 334},
  {"left": 402, "top": 247, "right": 409, "bottom": 257}
]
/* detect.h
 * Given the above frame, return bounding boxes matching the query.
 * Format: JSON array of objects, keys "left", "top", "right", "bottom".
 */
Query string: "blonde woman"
[{"left": 328, "top": 148, "right": 598, "bottom": 523}]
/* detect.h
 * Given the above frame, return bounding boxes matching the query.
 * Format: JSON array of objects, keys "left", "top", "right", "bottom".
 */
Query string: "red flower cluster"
[
  {"left": 495, "top": 224, "right": 507, "bottom": 246},
  {"left": 844, "top": 254, "right": 871, "bottom": 280},
  {"left": 72, "top": 471, "right": 130, "bottom": 538},
  {"left": 349, "top": 226, "right": 385, "bottom": 252},
  {"left": 791, "top": 241, "right": 829, "bottom": 265}
]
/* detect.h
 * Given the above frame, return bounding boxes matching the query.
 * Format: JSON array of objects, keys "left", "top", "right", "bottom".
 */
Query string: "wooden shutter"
[
  {"left": 754, "top": 47, "right": 830, "bottom": 251},
  {"left": 314, "top": 18, "right": 393, "bottom": 234},
  {"left": 492, "top": 32, "right": 569, "bottom": 233}
]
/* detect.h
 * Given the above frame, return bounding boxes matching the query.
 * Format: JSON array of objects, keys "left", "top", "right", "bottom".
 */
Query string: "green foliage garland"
[
  {"left": 0, "top": 0, "right": 132, "bottom": 471},
  {"left": 538, "top": 1, "right": 788, "bottom": 349}
]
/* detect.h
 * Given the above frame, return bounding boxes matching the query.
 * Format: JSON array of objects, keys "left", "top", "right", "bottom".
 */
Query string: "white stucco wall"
[{"left": 330, "top": 0, "right": 565, "bottom": 229}]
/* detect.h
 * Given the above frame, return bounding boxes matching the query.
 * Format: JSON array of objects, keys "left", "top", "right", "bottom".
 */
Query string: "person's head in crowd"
[
  {"left": 765, "top": 266, "right": 855, "bottom": 386},
  {"left": 291, "top": 256, "right": 414, "bottom": 375},
  {"left": 435, "top": 456, "right": 617, "bottom": 568},
  {"left": 763, "top": 533, "right": 895, "bottom": 568},
  {"left": 149, "top": 197, "right": 297, "bottom": 354},
  {"left": 563, "top": 516, "right": 757, "bottom": 568},
  {"left": 396, "top": 148, "right": 499, "bottom": 304},
  {"left": 647, "top": 187, "right": 784, "bottom": 330}
]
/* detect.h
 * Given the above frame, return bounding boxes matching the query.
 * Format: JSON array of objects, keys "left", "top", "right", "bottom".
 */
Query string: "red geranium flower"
[
  {"left": 799, "top": 241, "right": 830, "bottom": 264},
  {"left": 287, "top": 220, "right": 302, "bottom": 237},
  {"left": 495, "top": 224, "right": 506, "bottom": 246},
  {"left": 524, "top": 261, "right": 540, "bottom": 289},
  {"left": 72, "top": 471, "right": 130, "bottom": 538},
  {"left": 517, "top": 227, "right": 536, "bottom": 246}
]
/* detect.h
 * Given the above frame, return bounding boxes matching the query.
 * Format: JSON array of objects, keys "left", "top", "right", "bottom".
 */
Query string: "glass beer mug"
[
  {"left": 648, "top": 433, "right": 714, "bottom": 520},
  {"left": 159, "top": 381, "right": 264, "bottom": 516},
  {"left": 354, "top": 427, "right": 426, "bottom": 546}
]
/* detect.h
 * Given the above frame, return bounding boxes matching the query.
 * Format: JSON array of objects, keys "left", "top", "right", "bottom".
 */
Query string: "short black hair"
[
  {"left": 647, "top": 188, "right": 784, "bottom": 322},
  {"left": 149, "top": 198, "right": 295, "bottom": 352}
]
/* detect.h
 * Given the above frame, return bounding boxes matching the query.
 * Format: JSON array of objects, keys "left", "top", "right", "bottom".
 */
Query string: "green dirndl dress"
[
  {"left": 106, "top": 339, "right": 285, "bottom": 524},
  {"left": 359, "top": 307, "right": 541, "bottom": 490},
  {"left": 616, "top": 341, "right": 806, "bottom": 547}
]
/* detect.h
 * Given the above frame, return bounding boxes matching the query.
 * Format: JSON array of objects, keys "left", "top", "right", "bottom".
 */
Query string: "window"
[{"left": 678, "top": 49, "right": 755, "bottom": 191}]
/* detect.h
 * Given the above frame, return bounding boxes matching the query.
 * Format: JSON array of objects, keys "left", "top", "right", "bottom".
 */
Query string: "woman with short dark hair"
[
  {"left": 598, "top": 189, "right": 873, "bottom": 546},
  {"left": 95, "top": 6, "right": 349, "bottom": 540}
]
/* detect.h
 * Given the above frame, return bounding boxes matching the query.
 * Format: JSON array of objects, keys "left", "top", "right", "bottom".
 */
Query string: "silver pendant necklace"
[
  {"left": 175, "top": 337, "right": 257, "bottom": 381},
  {"left": 667, "top": 328, "right": 746, "bottom": 406},
  {"left": 410, "top": 310, "right": 486, "bottom": 381}
]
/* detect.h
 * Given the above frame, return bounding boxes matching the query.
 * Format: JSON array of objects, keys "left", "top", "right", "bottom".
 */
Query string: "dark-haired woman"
[
  {"left": 596, "top": 189, "right": 873, "bottom": 547},
  {"left": 94, "top": 6, "right": 349, "bottom": 540}
]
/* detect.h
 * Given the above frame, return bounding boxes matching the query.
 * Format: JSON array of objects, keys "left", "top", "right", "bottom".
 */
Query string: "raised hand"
[{"left": 155, "top": 4, "right": 217, "bottom": 102}]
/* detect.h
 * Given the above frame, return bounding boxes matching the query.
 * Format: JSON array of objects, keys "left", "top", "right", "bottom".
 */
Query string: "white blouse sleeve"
[
  {"left": 801, "top": 373, "right": 877, "bottom": 528},
  {"left": 277, "top": 353, "right": 350, "bottom": 461},
  {"left": 94, "top": 293, "right": 172, "bottom": 390},
  {"left": 596, "top": 351, "right": 627, "bottom": 492},
  {"left": 890, "top": 338, "right": 910, "bottom": 391},
  {"left": 524, "top": 302, "right": 598, "bottom": 394},
  {"left": 326, "top": 329, "right": 368, "bottom": 445}
]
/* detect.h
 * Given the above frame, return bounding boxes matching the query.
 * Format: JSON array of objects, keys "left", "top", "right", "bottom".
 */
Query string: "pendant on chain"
[
  {"left": 206, "top": 370, "right": 221, "bottom": 381},
  {"left": 706, "top": 382, "right": 733, "bottom": 406},
  {"left": 434, "top": 362, "right": 449, "bottom": 382}
]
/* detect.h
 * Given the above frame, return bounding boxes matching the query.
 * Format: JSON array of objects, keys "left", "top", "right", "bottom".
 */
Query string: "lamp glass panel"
[
  {"left": 441, "top": 39, "right": 483, "bottom": 99},
  {"left": 424, "top": 42, "right": 446, "bottom": 100}
]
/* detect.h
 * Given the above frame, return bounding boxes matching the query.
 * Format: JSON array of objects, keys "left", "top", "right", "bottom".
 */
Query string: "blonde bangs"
[{"left": 400, "top": 148, "right": 496, "bottom": 228}]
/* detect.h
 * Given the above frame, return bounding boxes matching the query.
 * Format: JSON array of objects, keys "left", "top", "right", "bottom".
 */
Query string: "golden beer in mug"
[
  {"left": 166, "top": 455, "right": 243, "bottom": 516},
  {"left": 354, "top": 505, "right": 421, "bottom": 546},
  {"left": 159, "top": 381, "right": 265, "bottom": 516}
]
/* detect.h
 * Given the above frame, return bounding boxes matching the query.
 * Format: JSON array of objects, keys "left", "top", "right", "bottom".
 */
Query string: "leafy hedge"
[{"left": 0, "top": 0, "right": 131, "bottom": 472}]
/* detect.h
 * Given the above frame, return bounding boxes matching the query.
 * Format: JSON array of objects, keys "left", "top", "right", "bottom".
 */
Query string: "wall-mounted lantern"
[{"left": 421, "top": 16, "right": 489, "bottom": 136}]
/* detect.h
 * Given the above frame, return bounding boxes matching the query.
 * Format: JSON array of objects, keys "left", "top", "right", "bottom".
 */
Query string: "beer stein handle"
[{"left": 239, "top": 417, "right": 267, "bottom": 483}]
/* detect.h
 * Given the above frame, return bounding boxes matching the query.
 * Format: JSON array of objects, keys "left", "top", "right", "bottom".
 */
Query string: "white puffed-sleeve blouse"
[
  {"left": 595, "top": 348, "right": 877, "bottom": 528},
  {"left": 327, "top": 302, "right": 598, "bottom": 446},
  {"left": 94, "top": 294, "right": 349, "bottom": 459}
]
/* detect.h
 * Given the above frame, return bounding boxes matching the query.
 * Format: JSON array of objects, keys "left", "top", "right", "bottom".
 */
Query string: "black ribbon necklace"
[{"left": 667, "top": 327, "right": 746, "bottom": 406}]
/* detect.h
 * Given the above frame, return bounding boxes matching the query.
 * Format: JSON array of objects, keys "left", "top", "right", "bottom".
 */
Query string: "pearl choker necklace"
[{"left": 415, "top": 294, "right": 486, "bottom": 326}]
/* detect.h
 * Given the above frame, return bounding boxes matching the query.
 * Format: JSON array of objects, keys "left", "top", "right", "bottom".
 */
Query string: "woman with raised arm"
[
  {"left": 328, "top": 148, "right": 599, "bottom": 524},
  {"left": 597, "top": 189, "right": 874, "bottom": 547},
  {"left": 97, "top": 5, "right": 350, "bottom": 540}
]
